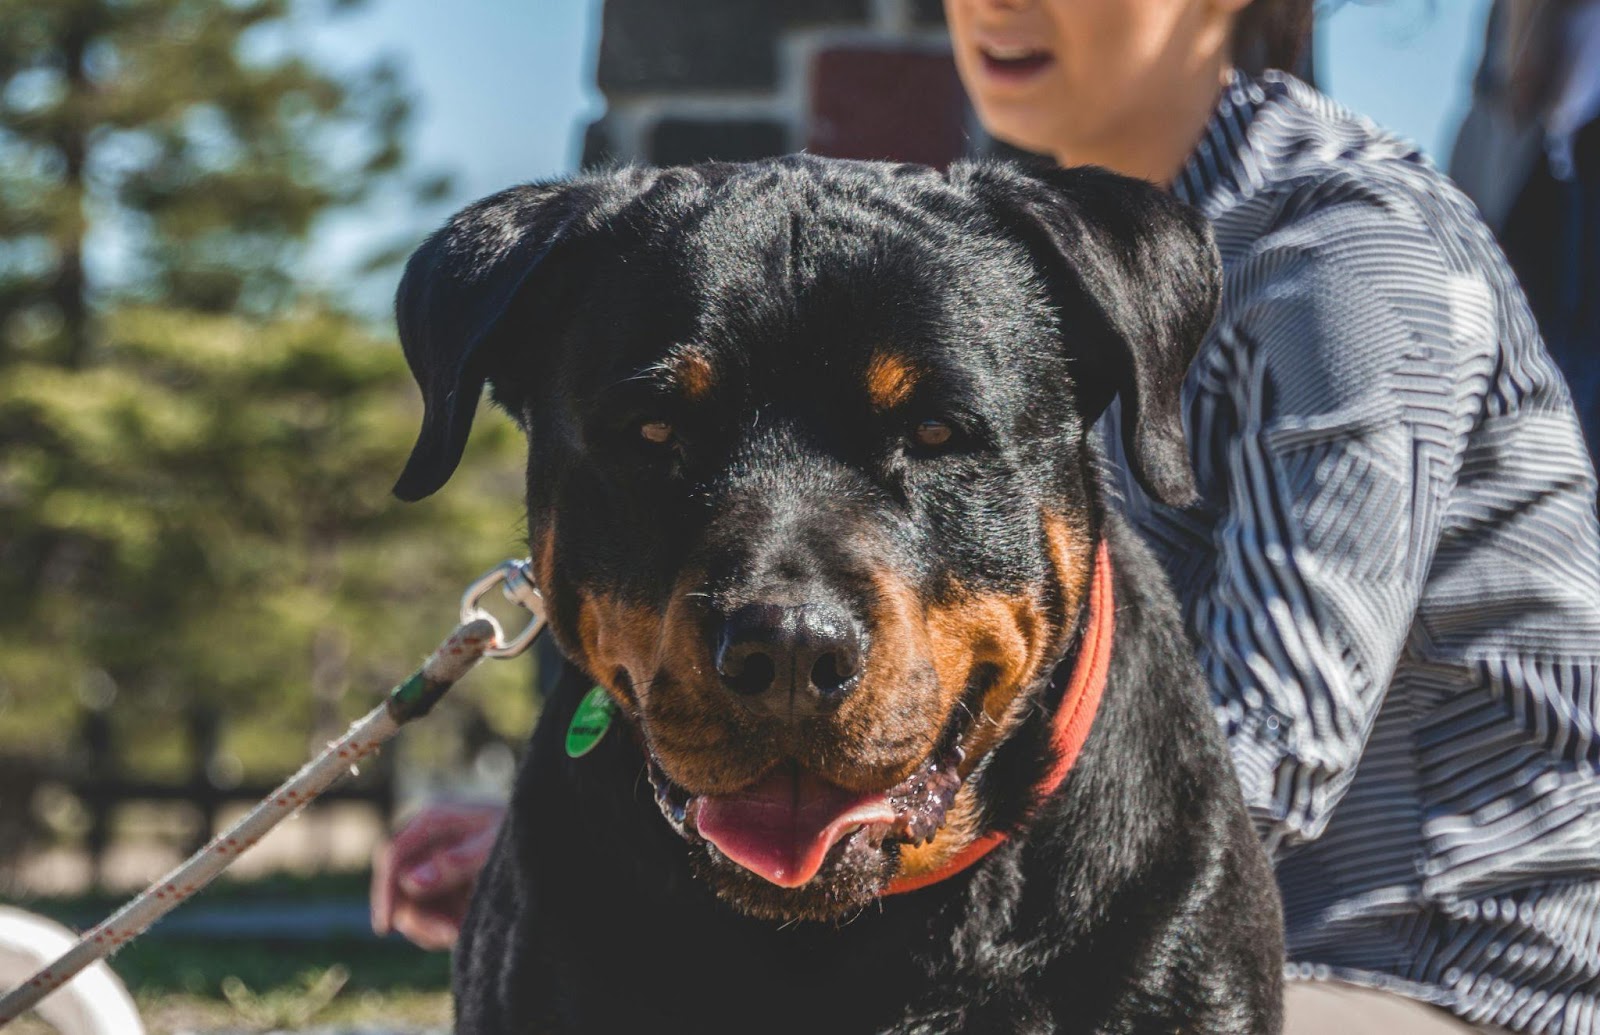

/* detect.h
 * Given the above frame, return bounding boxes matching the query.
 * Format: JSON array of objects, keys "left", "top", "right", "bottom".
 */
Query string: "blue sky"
[
  {"left": 1318, "top": 0, "right": 1493, "bottom": 160},
  {"left": 305, "top": 0, "right": 1494, "bottom": 298}
]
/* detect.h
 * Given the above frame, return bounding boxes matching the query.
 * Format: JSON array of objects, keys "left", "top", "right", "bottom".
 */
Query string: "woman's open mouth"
[
  {"left": 979, "top": 43, "right": 1054, "bottom": 83},
  {"left": 645, "top": 710, "right": 975, "bottom": 889}
]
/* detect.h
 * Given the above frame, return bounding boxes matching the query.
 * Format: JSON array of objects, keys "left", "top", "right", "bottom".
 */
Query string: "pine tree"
[
  {"left": 0, "top": 0, "right": 421, "bottom": 357},
  {"left": 0, "top": 0, "right": 531, "bottom": 794}
]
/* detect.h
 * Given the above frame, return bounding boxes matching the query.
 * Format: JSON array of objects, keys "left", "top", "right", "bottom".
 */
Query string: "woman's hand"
[{"left": 370, "top": 802, "right": 505, "bottom": 950}]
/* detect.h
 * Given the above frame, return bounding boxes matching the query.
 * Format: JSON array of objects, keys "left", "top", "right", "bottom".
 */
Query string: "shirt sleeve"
[{"left": 1185, "top": 202, "right": 1485, "bottom": 855}]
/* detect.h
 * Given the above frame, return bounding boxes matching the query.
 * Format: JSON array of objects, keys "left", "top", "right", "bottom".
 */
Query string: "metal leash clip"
[{"left": 460, "top": 559, "right": 547, "bottom": 659}]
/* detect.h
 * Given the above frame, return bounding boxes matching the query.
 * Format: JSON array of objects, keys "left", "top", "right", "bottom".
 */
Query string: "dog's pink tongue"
[{"left": 696, "top": 768, "right": 895, "bottom": 888}]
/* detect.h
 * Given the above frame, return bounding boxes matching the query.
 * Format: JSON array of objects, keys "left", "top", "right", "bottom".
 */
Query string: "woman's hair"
[{"left": 1233, "top": 0, "right": 1315, "bottom": 74}]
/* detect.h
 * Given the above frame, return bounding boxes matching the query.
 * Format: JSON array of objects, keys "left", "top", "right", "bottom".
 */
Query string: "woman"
[
  {"left": 376, "top": 2, "right": 1600, "bottom": 1031},
  {"left": 942, "top": 0, "right": 1600, "bottom": 1032}
]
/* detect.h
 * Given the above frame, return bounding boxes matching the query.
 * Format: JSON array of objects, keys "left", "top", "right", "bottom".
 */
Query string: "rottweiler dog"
[{"left": 392, "top": 156, "right": 1283, "bottom": 1034}]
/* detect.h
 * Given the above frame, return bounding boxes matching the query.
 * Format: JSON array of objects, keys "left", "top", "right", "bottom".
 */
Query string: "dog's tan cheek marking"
[
  {"left": 633, "top": 570, "right": 768, "bottom": 794},
  {"left": 657, "top": 573, "right": 712, "bottom": 688},
  {"left": 846, "top": 574, "right": 1045, "bottom": 888},
  {"left": 531, "top": 522, "right": 558, "bottom": 599},
  {"left": 575, "top": 593, "right": 663, "bottom": 711},
  {"left": 894, "top": 515, "right": 1094, "bottom": 886},
  {"left": 925, "top": 589, "right": 1050, "bottom": 770},
  {"left": 532, "top": 518, "right": 598, "bottom": 691},
  {"left": 950, "top": 513, "right": 1095, "bottom": 749},
  {"left": 885, "top": 592, "right": 1046, "bottom": 887},
  {"left": 1042, "top": 511, "right": 1094, "bottom": 620},
  {"left": 838, "top": 573, "right": 952, "bottom": 785},
  {"left": 865, "top": 353, "right": 919, "bottom": 411}
]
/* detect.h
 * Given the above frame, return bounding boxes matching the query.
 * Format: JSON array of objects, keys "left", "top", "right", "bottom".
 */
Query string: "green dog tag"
[{"left": 566, "top": 686, "right": 616, "bottom": 758}]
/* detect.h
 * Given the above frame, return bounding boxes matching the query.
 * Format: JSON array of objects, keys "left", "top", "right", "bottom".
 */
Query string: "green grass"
[
  {"left": 95, "top": 935, "right": 450, "bottom": 999},
  {"left": 12, "top": 872, "right": 452, "bottom": 1032}
]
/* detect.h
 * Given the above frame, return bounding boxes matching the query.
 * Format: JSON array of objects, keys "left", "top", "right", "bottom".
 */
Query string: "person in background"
[
  {"left": 1450, "top": 0, "right": 1600, "bottom": 470},
  {"left": 375, "top": 4, "right": 1600, "bottom": 1034},
  {"left": 942, "top": 0, "right": 1600, "bottom": 1031}
]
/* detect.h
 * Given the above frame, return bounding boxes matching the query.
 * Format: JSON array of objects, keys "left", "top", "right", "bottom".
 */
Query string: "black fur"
[{"left": 393, "top": 156, "right": 1283, "bottom": 1034}]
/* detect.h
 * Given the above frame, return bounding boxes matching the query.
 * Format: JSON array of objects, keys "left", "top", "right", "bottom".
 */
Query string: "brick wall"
[{"left": 582, "top": 0, "right": 978, "bottom": 169}]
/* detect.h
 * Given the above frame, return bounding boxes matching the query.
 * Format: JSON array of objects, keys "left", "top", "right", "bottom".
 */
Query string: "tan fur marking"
[
  {"left": 532, "top": 523, "right": 557, "bottom": 600},
  {"left": 1041, "top": 512, "right": 1094, "bottom": 621},
  {"left": 890, "top": 511, "right": 1096, "bottom": 886},
  {"left": 925, "top": 591, "right": 1048, "bottom": 776},
  {"left": 865, "top": 353, "right": 919, "bottom": 411},
  {"left": 862, "top": 576, "right": 1045, "bottom": 886},
  {"left": 840, "top": 574, "right": 957, "bottom": 785},
  {"left": 672, "top": 348, "right": 715, "bottom": 403},
  {"left": 575, "top": 593, "right": 662, "bottom": 710},
  {"left": 607, "top": 568, "right": 779, "bottom": 795}
]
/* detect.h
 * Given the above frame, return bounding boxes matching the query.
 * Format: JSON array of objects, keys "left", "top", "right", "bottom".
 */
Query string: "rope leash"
[{"left": 0, "top": 560, "right": 544, "bottom": 1029}]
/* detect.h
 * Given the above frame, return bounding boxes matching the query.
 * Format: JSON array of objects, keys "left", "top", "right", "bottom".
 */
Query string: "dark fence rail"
[{"left": 16, "top": 706, "right": 398, "bottom": 885}]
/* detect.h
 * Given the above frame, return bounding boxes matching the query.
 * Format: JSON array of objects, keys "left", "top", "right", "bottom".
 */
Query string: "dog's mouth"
[{"left": 646, "top": 716, "right": 972, "bottom": 889}]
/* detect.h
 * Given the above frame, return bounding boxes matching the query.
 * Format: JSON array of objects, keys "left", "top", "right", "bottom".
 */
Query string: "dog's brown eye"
[
  {"left": 640, "top": 420, "right": 674, "bottom": 445},
  {"left": 913, "top": 420, "right": 953, "bottom": 448}
]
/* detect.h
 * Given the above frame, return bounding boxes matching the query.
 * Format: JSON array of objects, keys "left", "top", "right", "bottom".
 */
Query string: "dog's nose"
[{"left": 715, "top": 602, "right": 864, "bottom": 710}]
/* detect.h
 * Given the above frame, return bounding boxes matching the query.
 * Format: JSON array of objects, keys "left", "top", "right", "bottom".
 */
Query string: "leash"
[{"left": 0, "top": 560, "right": 545, "bottom": 1029}]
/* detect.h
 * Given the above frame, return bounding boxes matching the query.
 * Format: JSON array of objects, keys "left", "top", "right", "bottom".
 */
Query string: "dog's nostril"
[
  {"left": 809, "top": 652, "right": 853, "bottom": 693},
  {"left": 716, "top": 606, "right": 783, "bottom": 696},
  {"left": 722, "top": 650, "right": 777, "bottom": 695}
]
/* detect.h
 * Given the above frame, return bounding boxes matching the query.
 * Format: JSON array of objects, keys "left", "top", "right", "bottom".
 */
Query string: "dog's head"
[{"left": 393, "top": 157, "right": 1217, "bottom": 921}]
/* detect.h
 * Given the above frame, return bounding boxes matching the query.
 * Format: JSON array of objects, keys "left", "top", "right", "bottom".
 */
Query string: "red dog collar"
[{"left": 885, "top": 538, "right": 1114, "bottom": 896}]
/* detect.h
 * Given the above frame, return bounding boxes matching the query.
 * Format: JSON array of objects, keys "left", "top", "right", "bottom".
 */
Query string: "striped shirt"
[{"left": 1105, "top": 71, "right": 1600, "bottom": 1033}]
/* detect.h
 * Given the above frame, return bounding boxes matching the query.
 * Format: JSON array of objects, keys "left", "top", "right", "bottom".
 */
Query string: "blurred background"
[{"left": 0, "top": 0, "right": 1506, "bottom": 1030}]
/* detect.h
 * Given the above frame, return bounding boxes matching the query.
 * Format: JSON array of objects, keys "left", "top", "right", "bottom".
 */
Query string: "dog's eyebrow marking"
[
  {"left": 654, "top": 345, "right": 715, "bottom": 403},
  {"left": 865, "top": 353, "right": 919, "bottom": 411}
]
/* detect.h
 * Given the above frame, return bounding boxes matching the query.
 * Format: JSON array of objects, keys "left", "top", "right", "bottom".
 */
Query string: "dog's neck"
[{"left": 885, "top": 538, "right": 1114, "bottom": 896}]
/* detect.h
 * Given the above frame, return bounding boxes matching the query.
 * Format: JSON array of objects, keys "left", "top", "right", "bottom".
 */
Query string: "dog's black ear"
[
  {"left": 392, "top": 171, "right": 654, "bottom": 502},
  {"left": 953, "top": 161, "right": 1221, "bottom": 508}
]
